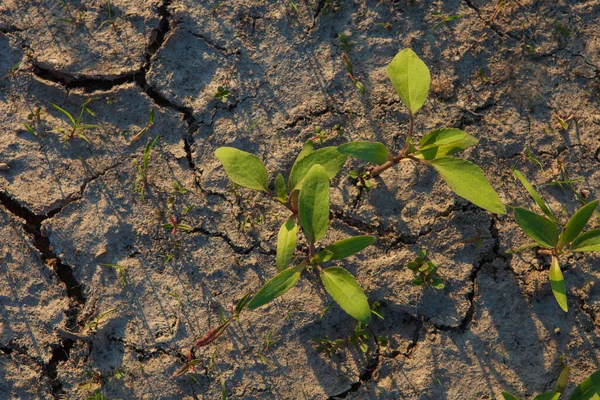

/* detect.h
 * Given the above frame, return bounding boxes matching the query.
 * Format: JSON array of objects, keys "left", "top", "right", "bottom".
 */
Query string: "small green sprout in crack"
[
  {"left": 288, "top": 0, "right": 300, "bottom": 14},
  {"left": 322, "top": 0, "right": 340, "bottom": 15},
  {"left": 167, "top": 179, "right": 190, "bottom": 210},
  {"left": 342, "top": 52, "right": 364, "bottom": 94},
  {"left": 98, "top": 0, "right": 119, "bottom": 31},
  {"left": 315, "top": 315, "right": 384, "bottom": 357},
  {"left": 166, "top": 291, "right": 184, "bottom": 307},
  {"left": 255, "top": 328, "right": 279, "bottom": 365},
  {"left": 524, "top": 143, "right": 544, "bottom": 171},
  {"left": 338, "top": 33, "right": 352, "bottom": 53},
  {"left": 162, "top": 216, "right": 192, "bottom": 235},
  {"left": 502, "top": 365, "right": 600, "bottom": 399},
  {"left": 310, "top": 124, "right": 343, "bottom": 144},
  {"left": 431, "top": 13, "right": 463, "bottom": 30},
  {"left": 407, "top": 249, "right": 445, "bottom": 290},
  {"left": 85, "top": 308, "right": 119, "bottom": 331},
  {"left": 552, "top": 20, "right": 571, "bottom": 46},
  {"left": 348, "top": 169, "right": 374, "bottom": 191},
  {"left": 101, "top": 263, "right": 128, "bottom": 288},
  {"left": 133, "top": 136, "right": 159, "bottom": 200},
  {"left": 131, "top": 107, "right": 155, "bottom": 142},
  {"left": 50, "top": 99, "right": 101, "bottom": 144},
  {"left": 214, "top": 86, "right": 231, "bottom": 104},
  {"left": 337, "top": 48, "right": 506, "bottom": 215},
  {"left": 476, "top": 66, "right": 489, "bottom": 84},
  {"left": 23, "top": 107, "right": 43, "bottom": 137},
  {"left": 508, "top": 169, "right": 600, "bottom": 312}
]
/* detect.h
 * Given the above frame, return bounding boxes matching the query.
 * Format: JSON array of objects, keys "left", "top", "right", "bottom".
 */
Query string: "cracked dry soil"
[{"left": 1, "top": 0, "right": 600, "bottom": 399}]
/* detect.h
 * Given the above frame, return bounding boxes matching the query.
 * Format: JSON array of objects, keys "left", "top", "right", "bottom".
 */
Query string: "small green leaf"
[
  {"left": 502, "top": 392, "right": 522, "bottom": 400},
  {"left": 276, "top": 217, "right": 298, "bottom": 271},
  {"left": 311, "top": 250, "right": 334, "bottom": 264},
  {"left": 557, "top": 200, "right": 599, "bottom": 250},
  {"left": 513, "top": 169, "right": 556, "bottom": 223},
  {"left": 337, "top": 142, "right": 391, "bottom": 165},
  {"left": 215, "top": 147, "right": 269, "bottom": 191},
  {"left": 247, "top": 264, "right": 305, "bottom": 310},
  {"left": 549, "top": 256, "right": 568, "bottom": 312},
  {"left": 298, "top": 165, "right": 330, "bottom": 244},
  {"left": 235, "top": 291, "right": 253, "bottom": 315},
  {"left": 50, "top": 102, "right": 76, "bottom": 126},
  {"left": 414, "top": 128, "right": 478, "bottom": 160},
  {"left": 288, "top": 147, "right": 347, "bottom": 191},
  {"left": 320, "top": 267, "right": 371, "bottom": 324},
  {"left": 554, "top": 366, "right": 570, "bottom": 394},
  {"left": 427, "top": 157, "right": 506, "bottom": 214},
  {"left": 514, "top": 208, "right": 559, "bottom": 248},
  {"left": 322, "top": 236, "right": 376, "bottom": 260},
  {"left": 570, "top": 368, "right": 600, "bottom": 400},
  {"left": 275, "top": 173, "right": 287, "bottom": 200},
  {"left": 533, "top": 392, "right": 561, "bottom": 400},
  {"left": 386, "top": 49, "right": 430, "bottom": 115},
  {"left": 294, "top": 140, "right": 314, "bottom": 166},
  {"left": 570, "top": 230, "right": 600, "bottom": 252}
]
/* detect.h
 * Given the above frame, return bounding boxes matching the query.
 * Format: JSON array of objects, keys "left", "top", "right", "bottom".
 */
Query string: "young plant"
[
  {"left": 101, "top": 263, "right": 127, "bottom": 288},
  {"left": 503, "top": 366, "right": 600, "bottom": 400},
  {"left": 407, "top": 249, "right": 444, "bottom": 289},
  {"left": 315, "top": 322, "right": 370, "bottom": 357},
  {"left": 133, "top": 136, "right": 159, "bottom": 200},
  {"left": 214, "top": 86, "right": 231, "bottom": 103},
  {"left": 510, "top": 169, "right": 600, "bottom": 312},
  {"left": 337, "top": 49, "right": 506, "bottom": 215},
  {"left": 215, "top": 146, "right": 376, "bottom": 324},
  {"left": 131, "top": 107, "right": 155, "bottom": 142},
  {"left": 50, "top": 100, "right": 100, "bottom": 144}
]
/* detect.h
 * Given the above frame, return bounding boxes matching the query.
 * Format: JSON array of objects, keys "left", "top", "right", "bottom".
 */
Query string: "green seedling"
[
  {"left": 85, "top": 307, "right": 119, "bottom": 330},
  {"left": 99, "top": 0, "right": 118, "bottom": 30},
  {"left": 376, "top": 21, "right": 393, "bottom": 30},
  {"left": 101, "top": 263, "right": 127, "bottom": 288},
  {"left": 23, "top": 107, "right": 43, "bottom": 136},
  {"left": 87, "top": 390, "right": 106, "bottom": 400},
  {"left": 460, "top": 228, "right": 490, "bottom": 249},
  {"left": 315, "top": 321, "right": 370, "bottom": 356},
  {"left": 288, "top": 0, "right": 300, "bottom": 14},
  {"left": 510, "top": 169, "right": 600, "bottom": 312},
  {"left": 3, "top": 60, "right": 20, "bottom": 79},
  {"left": 477, "top": 67, "right": 489, "bottom": 83},
  {"left": 524, "top": 144, "right": 544, "bottom": 171},
  {"left": 407, "top": 249, "right": 445, "bottom": 289},
  {"left": 432, "top": 13, "right": 463, "bottom": 29},
  {"left": 215, "top": 145, "right": 376, "bottom": 324},
  {"left": 338, "top": 33, "right": 352, "bottom": 53},
  {"left": 310, "top": 124, "right": 343, "bottom": 144},
  {"left": 341, "top": 52, "right": 364, "bottom": 94},
  {"left": 78, "top": 370, "right": 103, "bottom": 391},
  {"left": 503, "top": 366, "right": 600, "bottom": 399},
  {"left": 131, "top": 108, "right": 155, "bottom": 142},
  {"left": 214, "top": 86, "right": 231, "bottom": 103},
  {"left": 167, "top": 180, "right": 189, "bottom": 209},
  {"left": 162, "top": 216, "right": 193, "bottom": 235},
  {"left": 255, "top": 328, "right": 279, "bottom": 364},
  {"left": 133, "top": 136, "right": 159, "bottom": 200},
  {"left": 167, "top": 291, "right": 183, "bottom": 307},
  {"left": 50, "top": 100, "right": 100, "bottom": 144},
  {"left": 553, "top": 20, "right": 571, "bottom": 45},
  {"left": 348, "top": 169, "right": 374, "bottom": 190},
  {"left": 322, "top": 0, "right": 340, "bottom": 14},
  {"left": 337, "top": 49, "right": 506, "bottom": 215}
]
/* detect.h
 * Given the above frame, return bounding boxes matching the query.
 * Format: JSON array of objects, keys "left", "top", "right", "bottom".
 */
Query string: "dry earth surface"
[{"left": 1, "top": 0, "right": 600, "bottom": 399}]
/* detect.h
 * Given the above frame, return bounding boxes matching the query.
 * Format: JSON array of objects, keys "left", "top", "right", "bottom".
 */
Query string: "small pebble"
[
  {"left": 554, "top": 328, "right": 560, "bottom": 335},
  {"left": 580, "top": 189, "right": 590, "bottom": 199},
  {"left": 0, "top": 163, "right": 9, "bottom": 171}
]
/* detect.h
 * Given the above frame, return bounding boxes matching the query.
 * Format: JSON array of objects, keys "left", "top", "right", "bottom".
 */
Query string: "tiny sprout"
[
  {"left": 338, "top": 33, "right": 351, "bottom": 53},
  {"left": 50, "top": 100, "right": 101, "bottom": 144},
  {"left": 315, "top": 322, "right": 370, "bottom": 357},
  {"left": 101, "top": 263, "right": 127, "bottom": 288},
  {"left": 133, "top": 136, "right": 159, "bottom": 200},
  {"left": 162, "top": 216, "right": 193, "bottom": 235},
  {"left": 407, "top": 249, "right": 445, "bottom": 289},
  {"left": 214, "top": 86, "right": 231, "bottom": 103},
  {"left": 131, "top": 108, "right": 155, "bottom": 142},
  {"left": 85, "top": 307, "right": 119, "bottom": 330}
]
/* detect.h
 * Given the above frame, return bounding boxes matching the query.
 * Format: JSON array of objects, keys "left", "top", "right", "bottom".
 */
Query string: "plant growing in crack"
[
  {"left": 131, "top": 107, "right": 155, "bottom": 142},
  {"left": 407, "top": 249, "right": 445, "bottom": 289},
  {"left": 49, "top": 99, "right": 101, "bottom": 144},
  {"left": 337, "top": 49, "right": 506, "bottom": 215},
  {"left": 133, "top": 136, "right": 159, "bottom": 200},
  {"left": 214, "top": 86, "right": 232, "bottom": 104},
  {"left": 508, "top": 169, "right": 600, "bottom": 312}
]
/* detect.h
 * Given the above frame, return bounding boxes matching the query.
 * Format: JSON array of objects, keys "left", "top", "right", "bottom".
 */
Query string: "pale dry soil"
[{"left": 1, "top": 0, "right": 600, "bottom": 399}]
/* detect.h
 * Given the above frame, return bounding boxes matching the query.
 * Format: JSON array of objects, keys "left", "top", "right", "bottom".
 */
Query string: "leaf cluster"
[{"left": 407, "top": 249, "right": 444, "bottom": 289}]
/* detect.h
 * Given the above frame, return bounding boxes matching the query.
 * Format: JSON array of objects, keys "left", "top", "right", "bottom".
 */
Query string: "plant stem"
[{"left": 370, "top": 113, "right": 416, "bottom": 177}]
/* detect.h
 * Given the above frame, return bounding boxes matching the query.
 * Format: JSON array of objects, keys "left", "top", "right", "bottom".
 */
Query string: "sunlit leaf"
[
  {"left": 247, "top": 264, "right": 305, "bottom": 310},
  {"left": 514, "top": 208, "right": 559, "bottom": 248},
  {"left": 320, "top": 267, "right": 371, "bottom": 324},
  {"left": 322, "top": 236, "right": 376, "bottom": 260},
  {"left": 386, "top": 49, "right": 430, "bottom": 115},
  {"left": 288, "top": 147, "right": 347, "bottom": 191},
  {"left": 414, "top": 128, "right": 478, "bottom": 160},
  {"left": 570, "top": 230, "right": 600, "bottom": 252},
  {"left": 215, "top": 147, "right": 269, "bottom": 191},
  {"left": 337, "top": 142, "right": 391, "bottom": 165},
  {"left": 570, "top": 368, "right": 600, "bottom": 400},
  {"left": 557, "top": 200, "right": 599, "bottom": 250},
  {"left": 298, "top": 165, "right": 330, "bottom": 244},
  {"left": 513, "top": 169, "right": 556, "bottom": 223},
  {"left": 276, "top": 217, "right": 298, "bottom": 271},
  {"left": 549, "top": 256, "right": 568, "bottom": 312}
]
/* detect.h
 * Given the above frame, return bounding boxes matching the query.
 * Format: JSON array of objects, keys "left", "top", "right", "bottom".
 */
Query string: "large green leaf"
[
  {"left": 549, "top": 256, "right": 568, "bottom": 312},
  {"left": 414, "top": 128, "right": 478, "bottom": 160},
  {"left": 298, "top": 165, "right": 330, "bottom": 244},
  {"left": 554, "top": 366, "right": 570, "bottom": 394},
  {"left": 322, "top": 236, "right": 376, "bottom": 260},
  {"left": 427, "top": 157, "right": 506, "bottom": 214},
  {"left": 502, "top": 393, "right": 522, "bottom": 400},
  {"left": 291, "top": 140, "right": 314, "bottom": 171},
  {"left": 557, "top": 200, "right": 599, "bottom": 250},
  {"left": 288, "top": 147, "right": 347, "bottom": 191},
  {"left": 570, "top": 368, "right": 600, "bottom": 400},
  {"left": 247, "top": 264, "right": 305, "bottom": 310},
  {"left": 337, "top": 142, "right": 391, "bottom": 165},
  {"left": 215, "top": 147, "right": 268, "bottom": 191},
  {"left": 514, "top": 208, "right": 559, "bottom": 248},
  {"left": 534, "top": 392, "right": 561, "bottom": 400},
  {"left": 513, "top": 169, "right": 556, "bottom": 223},
  {"left": 276, "top": 217, "right": 298, "bottom": 272},
  {"left": 274, "top": 173, "right": 287, "bottom": 201},
  {"left": 386, "top": 48, "right": 430, "bottom": 115},
  {"left": 320, "top": 267, "right": 371, "bottom": 324},
  {"left": 570, "top": 230, "right": 600, "bottom": 252}
]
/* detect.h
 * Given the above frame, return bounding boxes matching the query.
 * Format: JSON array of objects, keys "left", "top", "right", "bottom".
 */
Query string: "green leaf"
[
  {"left": 554, "top": 366, "right": 570, "bottom": 394},
  {"left": 570, "top": 368, "right": 600, "bottom": 400},
  {"left": 311, "top": 250, "right": 334, "bottom": 264},
  {"left": 571, "top": 230, "right": 600, "bottom": 252},
  {"left": 557, "top": 200, "right": 599, "bottom": 250},
  {"left": 337, "top": 142, "right": 391, "bottom": 165},
  {"left": 502, "top": 392, "right": 522, "bottom": 400},
  {"left": 414, "top": 128, "right": 478, "bottom": 160},
  {"left": 514, "top": 208, "right": 559, "bottom": 248},
  {"left": 386, "top": 48, "right": 430, "bottom": 115},
  {"left": 298, "top": 165, "right": 330, "bottom": 244},
  {"left": 276, "top": 217, "right": 298, "bottom": 272},
  {"left": 513, "top": 169, "right": 556, "bottom": 223},
  {"left": 50, "top": 102, "right": 76, "bottom": 126},
  {"left": 322, "top": 236, "right": 376, "bottom": 260},
  {"left": 549, "top": 256, "right": 568, "bottom": 312},
  {"left": 292, "top": 140, "right": 314, "bottom": 170},
  {"left": 533, "top": 392, "right": 561, "bottom": 400},
  {"left": 427, "top": 157, "right": 506, "bottom": 214},
  {"left": 247, "top": 264, "right": 305, "bottom": 310},
  {"left": 320, "top": 267, "right": 371, "bottom": 324},
  {"left": 275, "top": 173, "right": 287, "bottom": 200},
  {"left": 214, "top": 147, "right": 269, "bottom": 191},
  {"left": 288, "top": 147, "right": 347, "bottom": 191},
  {"left": 235, "top": 292, "right": 253, "bottom": 315}
]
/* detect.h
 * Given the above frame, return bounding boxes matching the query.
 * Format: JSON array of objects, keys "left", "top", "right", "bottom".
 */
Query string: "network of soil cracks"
[{"left": 1, "top": 0, "right": 600, "bottom": 399}]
